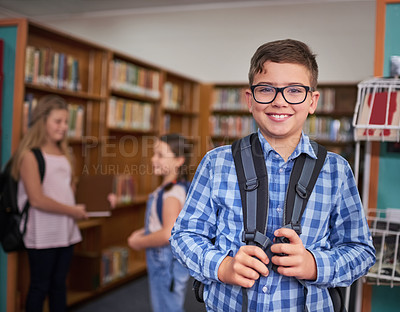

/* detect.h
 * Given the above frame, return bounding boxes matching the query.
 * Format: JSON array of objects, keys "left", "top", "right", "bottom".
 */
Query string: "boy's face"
[{"left": 245, "top": 61, "right": 319, "bottom": 145}]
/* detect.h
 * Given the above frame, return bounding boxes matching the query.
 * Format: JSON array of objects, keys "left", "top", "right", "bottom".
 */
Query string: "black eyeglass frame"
[{"left": 250, "top": 84, "right": 314, "bottom": 105}]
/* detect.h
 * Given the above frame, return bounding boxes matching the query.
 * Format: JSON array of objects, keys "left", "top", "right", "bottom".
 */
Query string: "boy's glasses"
[{"left": 250, "top": 84, "right": 313, "bottom": 105}]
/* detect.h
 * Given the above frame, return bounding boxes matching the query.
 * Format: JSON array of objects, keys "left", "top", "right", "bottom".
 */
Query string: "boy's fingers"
[{"left": 274, "top": 228, "right": 301, "bottom": 244}]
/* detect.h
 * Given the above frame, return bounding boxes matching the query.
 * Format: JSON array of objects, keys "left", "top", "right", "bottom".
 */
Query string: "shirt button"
[
  {"left": 279, "top": 168, "right": 284, "bottom": 173},
  {"left": 262, "top": 285, "right": 268, "bottom": 293},
  {"left": 277, "top": 206, "right": 282, "bottom": 213},
  {"left": 275, "top": 154, "right": 280, "bottom": 159}
]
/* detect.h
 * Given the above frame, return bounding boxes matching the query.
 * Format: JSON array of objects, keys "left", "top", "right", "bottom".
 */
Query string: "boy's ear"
[
  {"left": 308, "top": 90, "right": 320, "bottom": 114},
  {"left": 245, "top": 89, "right": 253, "bottom": 112}
]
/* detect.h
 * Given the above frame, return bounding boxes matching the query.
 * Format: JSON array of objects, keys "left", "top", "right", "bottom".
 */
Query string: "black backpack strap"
[
  {"left": 31, "top": 148, "right": 45, "bottom": 182},
  {"left": 21, "top": 148, "right": 45, "bottom": 236},
  {"left": 232, "top": 133, "right": 271, "bottom": 312},
  {"left": 232, "top": 133, "right": 270, "bottom": 250},
  {"left": 283, "top": 140, "right": 327, "bottom": 234},
  {"left": 156, "top": 180, "right": 189, "bottom": 225}
]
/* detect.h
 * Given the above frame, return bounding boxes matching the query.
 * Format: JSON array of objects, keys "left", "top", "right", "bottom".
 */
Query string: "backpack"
[
  {"left": 193, "top": 133, "right": 346, "bottom": 312},
  {"left": 156, "top": 180, "right": 190, "bottom": 224},
  {"left": 0, "top": 148, "right": 45, "bottom": 252}
]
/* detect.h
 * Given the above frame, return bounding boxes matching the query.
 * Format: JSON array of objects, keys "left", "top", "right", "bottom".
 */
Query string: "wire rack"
[
  {"left": 352, "top": 77, "right": 400, "bottom": 142},
  {"left": 365, "top": 209, "right": 400, "bottom": 287}
]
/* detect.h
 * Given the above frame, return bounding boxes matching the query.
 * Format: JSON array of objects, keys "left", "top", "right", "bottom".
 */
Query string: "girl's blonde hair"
[{"left": 11, "top": 94, "right": 73, "bottom": 179}]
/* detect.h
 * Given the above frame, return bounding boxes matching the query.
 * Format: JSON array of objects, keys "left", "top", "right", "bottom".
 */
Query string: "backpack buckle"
[
  {"left": 244, "top": 178, "right": 259, "bottom": 191},
  {"left": 290, "top": 222, "right": 302, "bottom": 235},
  {"left": 295, "top": 183, "right": 307, "bottom": 199},
  {"left": 242, "top": 230, "right": 271, "bottom": 250},
  {"left": 242, "top": 230, "right": 256, "bottom": 243}
]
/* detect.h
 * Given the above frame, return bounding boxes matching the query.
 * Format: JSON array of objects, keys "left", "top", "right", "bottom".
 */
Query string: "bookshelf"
[
  {"left": 201, "top": 84, "right": 256, "bottom": 151},
  {"left": 161, "top": 71, "right": 201, "bottom": 176},
  {"left": 0, "top": 18, "right": 200, "bottom": 311},
  {"left": 305, "top": 83, "right": 358, "bottom": 163}
]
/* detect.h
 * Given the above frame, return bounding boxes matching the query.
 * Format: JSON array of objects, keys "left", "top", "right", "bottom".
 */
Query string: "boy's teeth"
[{"left": 271, "top": 114, "right": 288, "bottom": 119}]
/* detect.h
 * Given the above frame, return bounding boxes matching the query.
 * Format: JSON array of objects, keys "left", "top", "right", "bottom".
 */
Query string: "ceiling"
[
  {"left": 0, "top": 0, "right": 364, "bottom": 19},
  {"left": 0, "top": 0, "right": 275, "bottom": 18}
]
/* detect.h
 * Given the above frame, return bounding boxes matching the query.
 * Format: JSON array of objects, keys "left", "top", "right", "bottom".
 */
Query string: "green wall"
[
  {"left": 371, "top": 3, "right": 400, "bottom": 311},
  {"left": 0, "top": 25, "right": 18, "bottom": 312}
]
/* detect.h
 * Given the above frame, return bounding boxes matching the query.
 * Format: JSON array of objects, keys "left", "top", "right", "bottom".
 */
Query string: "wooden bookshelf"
[
  {"left": 0, "top": 18, "right": 201, "bottom": 311},
  {"left": 306, "top": 83, "right": 358, "bottom": 164},
  {"left": 160, "top": 71, "right": 201, "bottom": 175}
]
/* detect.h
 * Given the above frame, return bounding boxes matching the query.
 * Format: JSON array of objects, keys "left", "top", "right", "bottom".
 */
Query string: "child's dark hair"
[
  {"left": 160, "top": 133, "right": 192, "bottom": 182},
  {"left": 248, "top": 39, "right": 319, "bottom": 89}
]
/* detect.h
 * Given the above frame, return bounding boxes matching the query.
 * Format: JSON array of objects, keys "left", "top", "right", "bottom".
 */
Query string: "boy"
[{"left": 170, "top": 39, "right": 375, "bottom": 311}]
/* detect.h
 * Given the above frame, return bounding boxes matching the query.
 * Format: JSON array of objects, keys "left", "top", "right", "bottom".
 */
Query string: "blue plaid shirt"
[{"left": 170, "top": 131, "right": 375, "bottom": 311}]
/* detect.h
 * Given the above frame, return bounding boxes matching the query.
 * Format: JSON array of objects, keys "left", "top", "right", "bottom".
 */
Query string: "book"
[
  {"left": 76, "top": 174, "right": 114, "bottom": 217},
  {"left": 355, "top": 91, "right": 400, "bottom": 141}
]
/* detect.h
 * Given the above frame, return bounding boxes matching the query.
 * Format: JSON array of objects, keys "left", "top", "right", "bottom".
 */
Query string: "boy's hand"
[
  {"left": 271, "top": 228, "right": 317, "bottom": 281},
  {"left": 218, "top": 245, "right": 269, "bottom": 288}
]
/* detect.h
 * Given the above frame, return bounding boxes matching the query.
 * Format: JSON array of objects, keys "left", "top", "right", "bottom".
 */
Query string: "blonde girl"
[{"left": 12, "top": 94, "right": 87, "bottom": 312}]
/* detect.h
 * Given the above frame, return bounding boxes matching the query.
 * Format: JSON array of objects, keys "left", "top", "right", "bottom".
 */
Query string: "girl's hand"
[
  {"left": 270, "top": 228, "right": 317, "bottom": 281},
  {"left": 127, "top": 228, "right": 146, "bottom": 250},
  {"left": 72, "top": 204, "right": 88, "bottom": 220},
  {"left": 218, "top": 245, "right": 269, "bottom": 288}
]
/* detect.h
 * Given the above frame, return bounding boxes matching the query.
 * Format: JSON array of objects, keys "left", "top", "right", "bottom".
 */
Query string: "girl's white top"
[
  {"left": 148, "top": 184, "right": 186, "bottom": 233},
  {"left": 18, "top": 152, "right": 82, "bottom": 249}
]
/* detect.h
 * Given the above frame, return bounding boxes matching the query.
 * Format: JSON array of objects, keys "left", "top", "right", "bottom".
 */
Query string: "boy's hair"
[
  {"left": 160, "top": 133, "right": 192, "bottom": 181},
  {"left": 11, "top": 94, "right": 72, "bottom": 179},
  {"left": 248, "top": 39, "right": 318, "bottom": 89}
]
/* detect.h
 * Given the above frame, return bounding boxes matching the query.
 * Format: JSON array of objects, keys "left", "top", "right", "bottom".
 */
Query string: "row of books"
[
  {"left": 212, "top": 87, "right": 248, "bottom": 111},
  {"left": 162, "top": 81, "right": 183, "bottom": 110},
  {"left": 113, "top": 175, "right": 136, "bottom": 205},
  {"left": 22, "top": 93, "right": 85, "bottom": 139},
  {"left": 209, "top": 115, "right": 257, "bottom": 138},
  {"left": 107, "top": 97, "right": 154, "bottom": 131},
  {"left": 315, "top": 88, "right": 336, "bottom": 113},
  {"left": 101, "top": 246, "right": 129, "bottom": 285},
  {"left": 110, "top": 59, "right": 160, "bottom": 99},
  {"left": 25, "top": 45, "right": 81, "bottom": 92},
  {"left": 304, "top": 115, "right": 353, "bottom": 142}
]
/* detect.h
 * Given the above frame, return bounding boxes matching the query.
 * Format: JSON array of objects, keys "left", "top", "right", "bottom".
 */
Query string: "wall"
[
  {"left": 21, "top": 1, "right": 376, "bottom": 84},
  {"left": 0, "top": 24, "right": 18, "bottom": 312}
]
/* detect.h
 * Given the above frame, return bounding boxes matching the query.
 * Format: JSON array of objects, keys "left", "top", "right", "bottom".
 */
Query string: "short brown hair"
[{"left": 248, "top": 39, "right": 318, "bottom": 89}]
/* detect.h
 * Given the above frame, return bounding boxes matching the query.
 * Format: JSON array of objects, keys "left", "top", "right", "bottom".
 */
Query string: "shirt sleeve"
[
  {"left": 305, "top": 159, "right": 376, "bottom": 288},
  {"left": 170, "top": 152, "right": 232, "bottom": 284},
  {"left": 163, "top": 184, "right": 186, "bottom": 207}
]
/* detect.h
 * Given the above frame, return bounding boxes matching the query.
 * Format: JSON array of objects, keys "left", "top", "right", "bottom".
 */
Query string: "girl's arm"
[
  {"left": 20, "top": 150, "right": 87, "bottom": 220},
  {"left": 128, "top": 196, "right": 182, "bottom": 250}
]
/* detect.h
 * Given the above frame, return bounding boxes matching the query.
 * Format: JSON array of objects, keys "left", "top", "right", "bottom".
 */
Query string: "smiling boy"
[{"left": 170, "top": 39, "right": 375, "bottom": 311}]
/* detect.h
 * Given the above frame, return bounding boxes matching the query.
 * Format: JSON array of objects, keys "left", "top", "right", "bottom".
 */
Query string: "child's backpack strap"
[
  {"left": 281, "top": 140, "right": 327, "bottom": 236},
  {"left": 232, "top": 133, "right": 272, "bottom": 253},
  {"left": 156, "top": 180, "right": 190, "bottom": 225},
  {"left": 21, "top": 148, "right": 45, "bottom": 235}
]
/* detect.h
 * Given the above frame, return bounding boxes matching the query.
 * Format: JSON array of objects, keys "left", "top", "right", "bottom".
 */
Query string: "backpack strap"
[
  {"left": 156, "top": 180, "right": 189, "bottom": 225},
  {"left": 21, "top": 148, "right": 45, "bottom": 236},
  {"left": 232, "top": 133, "right": 270, "bottom": 251},
  {"left": 283, "top": 140, "right": 327, "bottom": 235},
  {"left": 232, "top": 133, "right": 271, "bottom": 312}
]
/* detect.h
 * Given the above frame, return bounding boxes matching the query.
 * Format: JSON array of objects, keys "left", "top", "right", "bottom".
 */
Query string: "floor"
[{"left": 69, "top": 275, "right": 206, "bottom": 312}]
